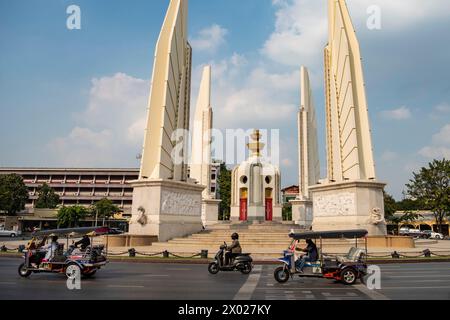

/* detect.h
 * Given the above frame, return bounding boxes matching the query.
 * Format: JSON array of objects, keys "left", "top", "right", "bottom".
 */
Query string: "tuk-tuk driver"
[
  {"left": 75, "top": 235, "right": 91, "bottom": 251},
  {"left": 295, "top": 239, "right": 318, "bottom": 273}
]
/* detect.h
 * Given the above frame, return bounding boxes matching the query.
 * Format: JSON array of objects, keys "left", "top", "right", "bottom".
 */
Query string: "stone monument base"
[
  {"left": 290, "top": 198, "right": 313, "bottom": 227},
  {"left": 229, "top": 205, "right": 283, "bottom": 222},
  {"left": 309, "top": 180, "right": 387, "bottom": 236},
  {"left": 128, "top": 179, "right": 205, "bottom": 242},
  {"left": 202, "top": 199, "right": 221, "bottom": 227}
]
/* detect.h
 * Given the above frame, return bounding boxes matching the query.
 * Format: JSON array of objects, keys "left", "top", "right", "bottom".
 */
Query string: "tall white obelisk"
[
  {"left": 309, "top": 0, "right": 387, "bottom": 235},
  {"left": 129, "top": 0, "right": 205, "bottom": 242},
  {"left": 190, "top": 66, "right": 221, "bottom": 227},
  {"left": 290, "top": 67, "right": 320, "bottom": 227}
]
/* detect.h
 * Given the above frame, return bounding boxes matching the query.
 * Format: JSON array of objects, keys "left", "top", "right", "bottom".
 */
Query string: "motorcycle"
[{"left": 208, "top": 242, "right": 253, "bottom": 275}]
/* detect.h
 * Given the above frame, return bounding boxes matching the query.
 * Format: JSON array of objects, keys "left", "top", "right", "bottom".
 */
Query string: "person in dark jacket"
[
  {"left": 225, "top": 233, "right": 242, "bottom": 266},
  {"left": 75, "top": 235, "right": 91, "bottom": 251},
  {"left": 295, "top": 239, "right": 318, "bottom": 272}
]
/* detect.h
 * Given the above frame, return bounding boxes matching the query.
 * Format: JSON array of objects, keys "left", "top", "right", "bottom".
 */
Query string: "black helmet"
[{"left": 231, "top": 233, "right": 239, "bottom": 240}]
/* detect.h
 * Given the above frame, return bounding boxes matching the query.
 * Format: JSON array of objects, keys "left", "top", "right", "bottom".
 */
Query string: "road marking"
[
  {"left": 167, "top": 268, "right": 191, "bottom": 271},
  {"left": 234, "top": 265, "right": 262, "bottom": 300},
  {"left": 0, "top": 282, "right": 16, "bottom": 285},
  {"left": 355, "top": 284, "right": 390, "bottom": 300},
  {"left": 143, "top": 274, "right": 170, "bottom": 277}
]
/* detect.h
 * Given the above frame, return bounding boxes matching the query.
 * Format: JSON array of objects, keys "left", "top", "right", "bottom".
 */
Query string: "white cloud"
[
  {"left": 380, "top": 151, "right": 398, "bottom": 161},
  {"left": 262, "top": 0, "right": 450, "bottom": 70},
  {"left": 381, "top": 106, "right": 412, "bottom": 120},
  {"left": 48, "top": 73, "right": 149, "bottom": 167},
  {"left": 419, "top": 123, "right": 450, "bottom": 159},
  {"left": 190, "top": 24, "right": 228, "bottom": 53}
]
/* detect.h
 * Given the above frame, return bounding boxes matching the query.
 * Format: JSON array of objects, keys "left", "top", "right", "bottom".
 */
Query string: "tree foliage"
[
  {"left": 383, "top": 191, "right": 397, "bottom": 219},
  {"left": 217, "top": 162, "right": 231, "bottom": 220},
  {"left": 35, "top": 183, "right": 60, "bottom": 209},
  {"left": 406, "top": 159, "right": 450, "bottom": 234},
  {"left": 0, "top": 174, "right": 29, "bottom": 215},
  {"left": 57, "top": 206, "right": 88, "bottom": 228},
  {"left": 91, "top": 198, "right": 120, "bottom": 223}
]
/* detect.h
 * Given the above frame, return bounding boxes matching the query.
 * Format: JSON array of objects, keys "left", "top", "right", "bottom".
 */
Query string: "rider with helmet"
[{"left": 225, "top": 233, "right": 242, "bottom": 266}]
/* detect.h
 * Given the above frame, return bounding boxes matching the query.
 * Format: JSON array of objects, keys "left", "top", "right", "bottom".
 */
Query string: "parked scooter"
[{"left": 208, "top": 242, "right": 253, "bottom": 275}]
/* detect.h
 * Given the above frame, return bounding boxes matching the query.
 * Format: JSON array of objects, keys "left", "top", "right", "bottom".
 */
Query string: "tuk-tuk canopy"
[
  {"left": 32, "top": 226, "right": 111, "bottom": 237},
  {"left": 289, "top": 229, "right": 368, "bottom": 240}
]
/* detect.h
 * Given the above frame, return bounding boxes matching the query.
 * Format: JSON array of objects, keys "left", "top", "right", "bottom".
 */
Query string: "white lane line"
[
  {"left": 234, "top": 265, "right": 262, "bottom": 300},
  {"left": 354, "top": 284, "right": 390, "bottom": 300},
  {"left": 143, "top": 274, "right": 170, "bottom": 277}
]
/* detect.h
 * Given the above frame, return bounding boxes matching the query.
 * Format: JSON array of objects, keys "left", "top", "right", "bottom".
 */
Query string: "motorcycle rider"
[
  {"left": 295, "top": 239, "right": 318, "bottom": 273},
  {"left": 225, "top": 233, "right": 242, "bottom": 266}
]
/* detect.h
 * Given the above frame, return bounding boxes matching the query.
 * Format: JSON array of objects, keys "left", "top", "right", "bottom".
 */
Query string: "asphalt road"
[{"left": 0, "top": 258, "right": 449, "bottom": 300}]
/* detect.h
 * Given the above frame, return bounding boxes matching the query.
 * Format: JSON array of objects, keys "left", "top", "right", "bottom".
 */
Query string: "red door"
[
  {"left": 240, "top": 198, "right": 248, "bottom": 221},
  {"left": 265, "top": 198, "right": 273, "bottom": 221}
]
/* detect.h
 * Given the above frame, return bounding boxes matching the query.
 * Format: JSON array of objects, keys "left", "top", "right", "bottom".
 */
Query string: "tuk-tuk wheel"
[
  {"left": 341, "top": 268, "right": 357, "bottom": 285},
  {"left": 274, "top": 266, "right": 290, "bottom": 283},
  {"left": 18, "top": 263, "right": 32, "bottom": 278},
  {"left": 66, "top": 263, "right": 82, "bottom": 279}
]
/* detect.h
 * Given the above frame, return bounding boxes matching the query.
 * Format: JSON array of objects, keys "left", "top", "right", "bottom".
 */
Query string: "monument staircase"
[{"left": 146, "top": 221, "right": 366, "bottom": 260}]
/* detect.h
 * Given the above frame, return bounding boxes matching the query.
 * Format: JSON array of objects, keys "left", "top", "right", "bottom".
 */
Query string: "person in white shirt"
[{"left": 44, "top": 236, "right": 59, "bottom": 261}]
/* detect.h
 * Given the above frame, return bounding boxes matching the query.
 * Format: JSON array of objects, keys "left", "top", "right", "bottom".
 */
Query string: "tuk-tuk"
[
  {"left": 274, "top": 229, "right": 368, "bottom": 285},
  {"left": 18, "top": 226, "right": 111, "bottom": 279}
]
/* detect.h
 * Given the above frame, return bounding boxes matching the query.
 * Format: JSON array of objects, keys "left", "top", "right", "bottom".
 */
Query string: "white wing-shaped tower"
[
  {"left": 140, "top": 0, "right": 192, "bottom": 181},
  {"left": 324, "top": 0, "right": 376, "bottom": 182}
]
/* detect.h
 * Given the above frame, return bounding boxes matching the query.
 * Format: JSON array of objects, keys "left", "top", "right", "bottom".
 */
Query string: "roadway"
[{"left": 0, "top": 258, "right": 449, "bottom": 300}]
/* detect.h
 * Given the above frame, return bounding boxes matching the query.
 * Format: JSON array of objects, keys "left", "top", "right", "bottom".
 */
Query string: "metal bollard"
[
  {"left": 128, "top": 248, "right": 136, "bottom": 257},
  {"left": 163, "top": 250, "right": 169, "bottom": 258},
  {"left": 18, "top": 245, "right": 25, "bottom": 253},
  {"left": 423, "top": 249, "right": 431, "bottom": 258},
  {"left": 391, "top": 251, "right": 400, "bottom": 259},
  {"left": 0, "top": 245, "right": 7, "bottom": 252},
  {"left": 200, "top": 250, "right": 208, "bottom": 259}
]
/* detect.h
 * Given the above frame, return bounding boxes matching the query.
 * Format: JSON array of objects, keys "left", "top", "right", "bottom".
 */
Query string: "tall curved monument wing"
[
  {"left": 310, "top": 0, "right": 387, "bottom": 236},
  {"left": 130, "top": 0, "right": 205, "bottom": 242},
  {"left": 299, "top": 66, "right": 320, "bottom": 198},
  {"left": 140, "top": 0, "right": 191, "bottom": 181},
  {"left": 290, "top": 67, "right": 320, "bottom": 227},
  {"left": 324, "top": 0, "right": 376, "bottom": 182}
]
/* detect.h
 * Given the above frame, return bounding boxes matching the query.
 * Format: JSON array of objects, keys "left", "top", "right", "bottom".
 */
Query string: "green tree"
[
  {"left": 35, "top": 183, "right": 60, "bottom": 209},
  {"left": 91, "top": 198, "right": 120, "bottom": 226},
  {"left": 57, "top": 206, "right": 88, "bottom": 228},
  {"left": 217, "top": 162, "right": 231, "bottom": 220},
  {"left": 406, "top": 159, "right": 450, "bottom": 234},
  {"left": 383, "top": 191, "right": 397, "bottom": 219},
  {"left": 0, "top": 174, "right": 29, "bottom": 215}
]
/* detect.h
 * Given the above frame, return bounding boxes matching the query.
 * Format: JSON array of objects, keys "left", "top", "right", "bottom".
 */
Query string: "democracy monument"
[{"left": 127, "top": 0, "right": 389, "bottom": 244}]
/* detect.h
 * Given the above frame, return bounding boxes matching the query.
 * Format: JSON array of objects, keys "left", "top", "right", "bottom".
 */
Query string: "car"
[
  {"left": 422, "top": 230, "right": 444, "bottom": 240},
  {"left": 108, "top": 228, "right": 124, "bottom": 235},
  {"left": 0, "top": 228, "right": 18, "bottom": 237}
]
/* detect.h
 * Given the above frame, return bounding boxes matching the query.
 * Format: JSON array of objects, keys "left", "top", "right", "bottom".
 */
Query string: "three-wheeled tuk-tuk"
[
  {"left": 18, "top": 226, "right": 110, "bottom": 279},
  {"left": 274, "top": 229, "right": 368, "bottom": 285}
]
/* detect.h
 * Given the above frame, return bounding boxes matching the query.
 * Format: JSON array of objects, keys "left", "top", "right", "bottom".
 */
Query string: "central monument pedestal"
[
  {"left": 309, "top": 180, "right": 387, "bottom": 236},
  {"left": 290, "top": 198, "right": 313, "bottom": 227},
  {"left": 129, "top": 179, "right": 205, "bottom": 242}
]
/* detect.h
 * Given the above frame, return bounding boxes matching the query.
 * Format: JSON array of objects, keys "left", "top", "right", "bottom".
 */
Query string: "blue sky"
[{"left": 1, "top": 0, "right": 450, "bottom": 200}]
